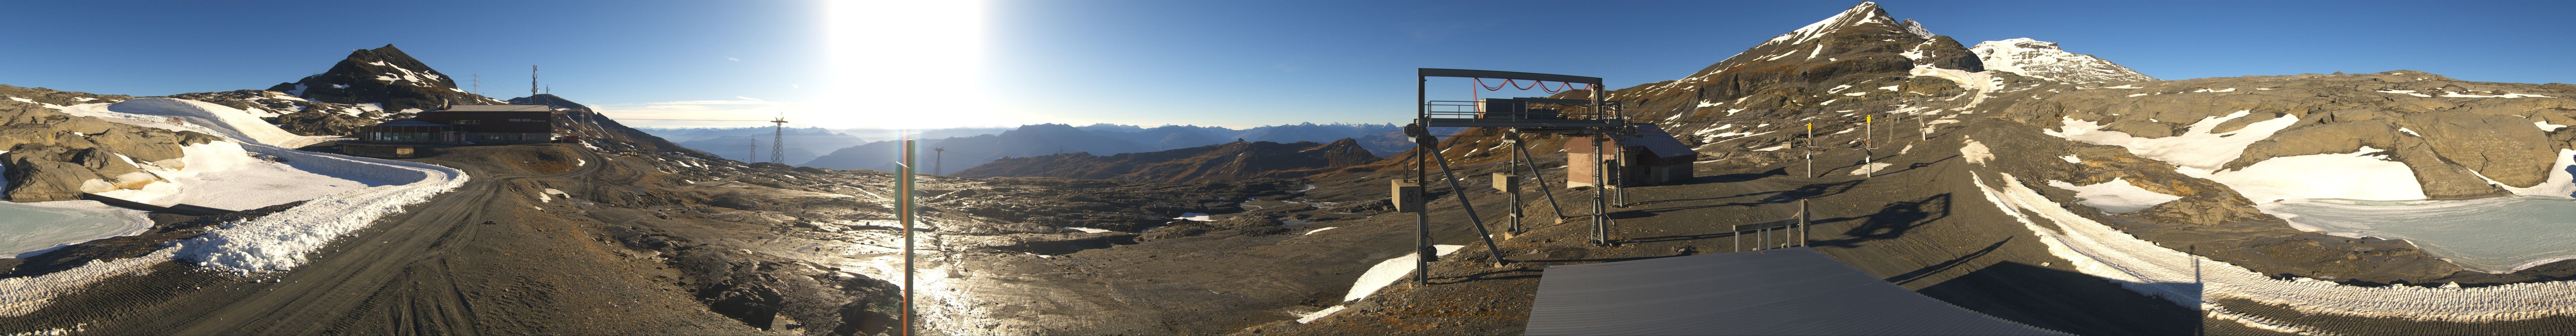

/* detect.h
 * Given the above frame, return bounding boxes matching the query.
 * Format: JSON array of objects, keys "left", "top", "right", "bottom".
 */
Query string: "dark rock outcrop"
[
  {"left": 0, "top": 90, "right": 220, "bottom": 201},
  {"left": 263, "top": 44, "right": 497, "bottom": 112}
]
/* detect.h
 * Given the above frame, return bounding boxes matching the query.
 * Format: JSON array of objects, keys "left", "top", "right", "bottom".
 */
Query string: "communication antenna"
[
  {"left": 471, "top": 73, "right": 480, "bottom": 96},
  {"left": 530, "top": 65, "right": 540, "bottom": 97}
]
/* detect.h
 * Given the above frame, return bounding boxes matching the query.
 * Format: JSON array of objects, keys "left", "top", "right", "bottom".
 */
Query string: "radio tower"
[
  {"left": 530, "top": 65, "right": 540, "bottom": 98},
  {"left": 769, "top": 116, "right": 788, "bottom": 164},
  {"left": 471, "top": 73, "right": 480, "bottom": 96}
]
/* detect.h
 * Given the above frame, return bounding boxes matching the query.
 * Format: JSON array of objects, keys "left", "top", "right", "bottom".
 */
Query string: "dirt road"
[{"left": 8, "top": 144, "right": 759, "bottom": 335}]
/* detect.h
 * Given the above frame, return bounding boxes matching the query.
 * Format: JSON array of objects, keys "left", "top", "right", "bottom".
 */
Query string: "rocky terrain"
[
  {"left": 1398, "top": 1, "right": 2576, "bottom": 287},
  {"left": 953, "top": 138, "right": 1377, "bottom": 184},
  {"left": 0, "top": 86, "right": 223, "bottom": 201},
  {"left": 162, "top": 90, "right": 407, "bottom": 136}
]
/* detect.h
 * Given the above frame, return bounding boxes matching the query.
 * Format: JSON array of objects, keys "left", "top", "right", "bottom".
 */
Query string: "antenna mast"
[
  {"left": 530, "top": 65, "right": 540, "bottom": 98},
  {"left": 471, "top": 73, "right": 480, "bottom": 96}
]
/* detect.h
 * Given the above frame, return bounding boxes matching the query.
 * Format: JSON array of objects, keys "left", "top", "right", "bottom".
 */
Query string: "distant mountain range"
[
  {"left": 795, "top": 122, "right": 1409, "bottom": 172},
  {"left": 643, "top": 126, "right": 870, "bottom": 164},
  {"left": 953, "top": 138, "right": 1378, "bottom": 184}
]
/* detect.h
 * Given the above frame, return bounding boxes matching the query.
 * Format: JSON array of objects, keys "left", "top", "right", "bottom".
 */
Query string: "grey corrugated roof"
[
  {"left": 1621, "top": 123, "right": 1693, "bottom": 158},
  {"left": 1525, "top": 247, "right": 2066, "bottom": 336},
  {"left": 436, "top": 105, "right": 552, "bottom": 112}
]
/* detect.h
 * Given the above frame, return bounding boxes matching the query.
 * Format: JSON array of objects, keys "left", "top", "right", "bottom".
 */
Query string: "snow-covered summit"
[
  {"left": 1971, "top": 38, "right": 2155, "bottom": 84},
  {"left": 1898, "top": 19, "right": 1934, "bottom": 39},
  {"left": 1767, "top": 2, "right": 1903, "bottom": 45}
]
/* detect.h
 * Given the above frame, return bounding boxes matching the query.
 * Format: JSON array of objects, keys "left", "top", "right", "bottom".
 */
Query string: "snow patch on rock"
[
  {"left": 1960, "top": 138, "right": 1993, "bottom": 164},
  {"left": 2045, "top": 178, "right": 2182, "bottom": 213},
  {"left": 2044, "top": 110, "right": 2297, "bottom": 176},
  {"left": 2210, "top": 147, "right": 2423, "bottom": 203}
]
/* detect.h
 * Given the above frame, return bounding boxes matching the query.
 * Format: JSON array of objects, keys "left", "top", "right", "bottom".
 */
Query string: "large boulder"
[{"left": 2408, "top": 112, "right": 2557, "bottom": 188}]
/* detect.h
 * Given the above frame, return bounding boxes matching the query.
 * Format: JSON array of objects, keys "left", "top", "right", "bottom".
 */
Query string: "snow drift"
[
  {"left": 1978, "top": 172, "right": 2576, "bottom": 329},
  {"left": 105, "top": 98, "right": 328, "bottom": 148},
  {"left": 0, "top": 98, "right": 468, "bottom": 317}
]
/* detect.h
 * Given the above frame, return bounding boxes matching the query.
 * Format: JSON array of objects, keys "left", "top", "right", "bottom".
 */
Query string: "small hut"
[{"left": 1564, "top": 124, "right": 1696, "bottom": 187}]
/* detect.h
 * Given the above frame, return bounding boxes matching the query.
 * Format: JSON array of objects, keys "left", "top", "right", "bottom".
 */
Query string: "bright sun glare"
[{"left": 825, "top": 0, "right": 988, "bottom": 131}]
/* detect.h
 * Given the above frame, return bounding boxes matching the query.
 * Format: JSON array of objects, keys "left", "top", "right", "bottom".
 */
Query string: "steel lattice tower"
[{"left": 769, "top": 117, "right": 788, "bottom": 163}]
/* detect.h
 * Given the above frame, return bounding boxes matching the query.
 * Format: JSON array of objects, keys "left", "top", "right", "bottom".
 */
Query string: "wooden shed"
[{"left": 1564, "top": 124, "right": 1696, "bottom": 187}]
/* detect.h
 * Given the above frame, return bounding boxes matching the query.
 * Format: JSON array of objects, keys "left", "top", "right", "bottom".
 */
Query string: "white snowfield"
[
  {"left": 91, "top": 141, "right": 380, "bottom": 210},
  {"left": 2211, "top": 147, "right": 2423, "bottom": 203},
  {"left": 104, "top": 98, "right": 331, "bottom": 148},
  {"left": 1979, "top": 173, "right": 2576, "bottom": 328},
  {"left": 0, "top": 98, "right": 470, "bottom": 317}
]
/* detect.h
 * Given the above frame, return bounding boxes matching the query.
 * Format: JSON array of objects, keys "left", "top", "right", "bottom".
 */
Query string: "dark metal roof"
[
  {"left": 368, "top": 118, "right": 454, "bottom": 128},
  {"left": 1619, "top": 124, "right": 1692, "bottom": 159},
  {"left": 435, "top": 105, "right": 552, "bottom": 112},
  {"left": 1525, "top": 247, "right": 2066, "bottom": 336}
]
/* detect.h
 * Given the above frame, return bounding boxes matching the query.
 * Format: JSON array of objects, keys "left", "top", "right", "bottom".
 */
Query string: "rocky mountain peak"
[
  {"left": 265, "top": 44, "right": 495, "bottom": 112},
  {"left": 508, "top": 94, "right": 589, "bottom": 110},
  {"left": 1768, "top": 2, "right": 1900, "bottom": 46},
  {"left": 1971, "top": 38, "right": 2156, "bottom": 84},
  {"left": 1593, "top": 1, "right": 1981, "bottom": 121}
]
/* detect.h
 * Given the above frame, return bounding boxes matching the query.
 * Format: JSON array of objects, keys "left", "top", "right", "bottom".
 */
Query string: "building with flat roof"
[
  {"left": 400, "top": 104, "right": 555, "bottom": 144},
  {"left": 343, "top": 104, "right": 557, "bottom": 158}
]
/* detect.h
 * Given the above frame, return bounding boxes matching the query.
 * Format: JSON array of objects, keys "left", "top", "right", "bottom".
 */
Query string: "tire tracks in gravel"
[{"left": 96, "top": 146, "right": 614, "bottom": 334}]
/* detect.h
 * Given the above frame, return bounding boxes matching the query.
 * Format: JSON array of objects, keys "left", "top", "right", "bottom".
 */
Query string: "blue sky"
[{"left": 3, "top": 1, "right": 2571, "bottom": 129}]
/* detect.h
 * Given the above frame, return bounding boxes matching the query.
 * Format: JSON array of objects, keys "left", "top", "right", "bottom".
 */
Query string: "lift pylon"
[{"left": 1408, "top": 68, "right": 1637, "bottom": 285}]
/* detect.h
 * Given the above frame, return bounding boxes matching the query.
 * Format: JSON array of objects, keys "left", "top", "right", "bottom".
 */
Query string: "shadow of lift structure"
[{"left": 1404, "top": 68, "right": 1658, "bottom": 285}]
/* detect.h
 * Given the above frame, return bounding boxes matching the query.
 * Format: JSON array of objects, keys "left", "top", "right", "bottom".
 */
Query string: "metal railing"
[{"left": 1420, "top": 100, "right": 1622, "bottom": 123}]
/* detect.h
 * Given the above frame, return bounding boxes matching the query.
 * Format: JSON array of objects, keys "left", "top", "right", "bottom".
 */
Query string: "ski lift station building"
[
  {"left": 346, "top": 104, "right": 555, "bottom": 158},
  {"left": 354, "top": 104, "right": 555, "bottom": 145}
]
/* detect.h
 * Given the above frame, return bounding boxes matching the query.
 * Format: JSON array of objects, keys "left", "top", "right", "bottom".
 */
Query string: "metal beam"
[{"left": 1418, "top": 68, "right": 1602, "bottom": 85}]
